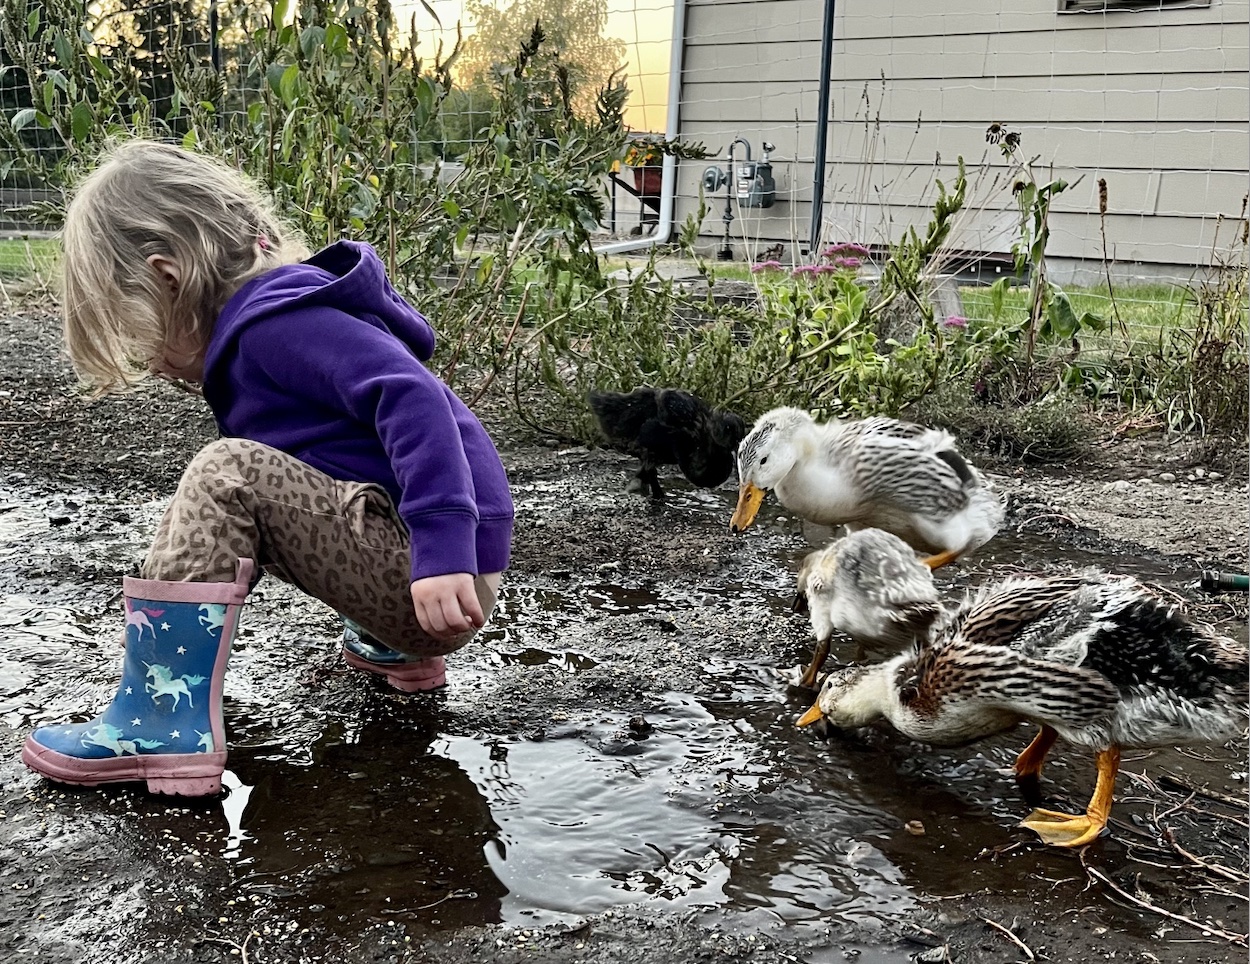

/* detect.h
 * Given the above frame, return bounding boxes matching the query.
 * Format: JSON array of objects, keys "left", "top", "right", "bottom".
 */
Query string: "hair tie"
[{"left": 257, "top": 234, "right": 271, "bottom": 251}]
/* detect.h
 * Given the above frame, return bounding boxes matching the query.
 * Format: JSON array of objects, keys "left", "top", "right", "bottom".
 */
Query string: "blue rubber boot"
[
  {"left": 21, "top": 560, "right": 253, "bottom": 796},
  {"left": 341, "top": 618, "right": 446, "bottom": 692}
]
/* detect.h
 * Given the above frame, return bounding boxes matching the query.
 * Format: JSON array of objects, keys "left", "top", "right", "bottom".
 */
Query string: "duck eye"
[{"left": 759, "top": 456, "right": 769, "bottom": 466}]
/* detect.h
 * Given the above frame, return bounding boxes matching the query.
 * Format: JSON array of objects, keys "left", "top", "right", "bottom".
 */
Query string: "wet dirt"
[{"left": 1, "top": 301, "right": 1247, "bottom": 964}]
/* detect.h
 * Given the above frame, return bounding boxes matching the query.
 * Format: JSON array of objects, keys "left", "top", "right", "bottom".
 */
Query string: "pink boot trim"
[
  {"left": 341, "top": 649, "right": 447, "bottom": 692},
  {"left": 21, "top": 740, "right": 226, "bottom": 796},
  {"left": 123, "top": 557, "right": 254, "bottom": 604}
]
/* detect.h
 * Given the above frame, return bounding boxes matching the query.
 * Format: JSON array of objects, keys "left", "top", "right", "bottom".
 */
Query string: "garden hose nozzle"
[{"left": 1199, "top": 570, "right": 1250, "bottom": 593}]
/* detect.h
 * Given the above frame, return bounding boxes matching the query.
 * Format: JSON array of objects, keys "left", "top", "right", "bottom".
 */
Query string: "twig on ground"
[
  {"left": 1153, "top": 791, "right": 1197, "bottom": 824},
  {"left": 978, "top": 915, "right": 1036, "bottom": 961},
  {"left": 202, "top": 931, "right": 256, "bottom": 964},
  {"left": 1191, "top": 883, "right": 1250, "bottom": 903},
  {"left": 1163, "top": 827, "right": 1250, "bottom": 884},
  {"left": 1081, "top": 852, "right": 1249, "bottom": 947},
  {"left": 1018, "top": 512, "right": 1077, "bottom": 529},
  {"left": 1157, "top": 771, "right": 1248, "bottom": 810},
  {"left": 379, "top": 888, "right": 477, "bottom": 914}
]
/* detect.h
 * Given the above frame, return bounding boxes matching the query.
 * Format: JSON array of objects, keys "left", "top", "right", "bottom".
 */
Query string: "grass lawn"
[
  {"left": 0, "top": 236, "right": 59, "bottom": 282},
  {"left": 646, "top": 255, "right": 1202, "bottom": 341}
]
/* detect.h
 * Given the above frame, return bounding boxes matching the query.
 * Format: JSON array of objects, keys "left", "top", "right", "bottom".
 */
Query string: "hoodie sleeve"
[{"left": 236, "top": 307, "right": 480, "bottom": 581}]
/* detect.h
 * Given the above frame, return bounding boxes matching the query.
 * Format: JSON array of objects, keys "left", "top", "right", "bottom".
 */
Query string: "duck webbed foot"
[
  {"left": 1020, "top": 746, "right": 1119, "bottom": 848},
  {"left": 1020, "top": 809, "right": 1108, "bottom": 848}
]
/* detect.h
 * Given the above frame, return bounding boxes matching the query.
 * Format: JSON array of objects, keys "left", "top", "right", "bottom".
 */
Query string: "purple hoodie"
[{"left": 202, "top": 241, "right": 513, "bottom": 581}]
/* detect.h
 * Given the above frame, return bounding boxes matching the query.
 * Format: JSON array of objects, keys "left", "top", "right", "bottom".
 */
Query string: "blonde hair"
[{"left": 61, "top": 138, "right": 309, "bottom": 394}]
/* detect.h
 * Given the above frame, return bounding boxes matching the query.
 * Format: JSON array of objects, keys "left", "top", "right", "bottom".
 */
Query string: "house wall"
[{"left": 674, "top": 0, "right": 1249, "bottom": 280}]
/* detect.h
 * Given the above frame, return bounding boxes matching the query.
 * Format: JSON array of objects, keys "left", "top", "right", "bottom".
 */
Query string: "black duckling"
[{"left": 589, "top": 388, "right": 748, "bottom": 498}]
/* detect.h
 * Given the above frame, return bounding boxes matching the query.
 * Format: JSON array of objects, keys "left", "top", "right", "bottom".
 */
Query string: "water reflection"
[{"left": 221, "top": 712, "right": 508, "bottom": 929}]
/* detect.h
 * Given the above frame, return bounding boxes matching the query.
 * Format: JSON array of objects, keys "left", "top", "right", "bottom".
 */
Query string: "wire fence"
[{"left": 0, "top": 0, "right": 674, "bottom": 236}]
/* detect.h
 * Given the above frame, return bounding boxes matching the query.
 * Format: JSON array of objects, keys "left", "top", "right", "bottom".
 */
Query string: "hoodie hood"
[{"left": 206, "top": 241, "right": 436, "bottom": 383}]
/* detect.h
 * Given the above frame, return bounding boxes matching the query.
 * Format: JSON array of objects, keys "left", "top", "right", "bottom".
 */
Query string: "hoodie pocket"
[{"left": 336, "top": 480, "right": 409, "bottom": 555}]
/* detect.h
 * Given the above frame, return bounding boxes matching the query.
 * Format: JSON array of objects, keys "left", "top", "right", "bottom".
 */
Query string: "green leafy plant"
[
  {"left": 9, "top": 0, "right": 1237, "bottom": 460},
  {"left": 621, "top": 133, "right": 709, "bottom": 168},
  {"left": 987, "top": 124, "right": 1106, "bottom": 384},
  {"left": 522, "top": 161, "right": 975, "bottom": 437}
]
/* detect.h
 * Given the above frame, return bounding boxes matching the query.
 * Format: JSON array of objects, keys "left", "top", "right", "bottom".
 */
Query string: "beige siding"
[{"left": 675, "top": 0, "right": 1250, "bottom": 273}]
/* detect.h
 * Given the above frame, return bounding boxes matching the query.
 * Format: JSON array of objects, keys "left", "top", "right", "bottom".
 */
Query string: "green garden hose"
[{"left": 1200, "top": 570, "right": 1250, "bottom": 593}]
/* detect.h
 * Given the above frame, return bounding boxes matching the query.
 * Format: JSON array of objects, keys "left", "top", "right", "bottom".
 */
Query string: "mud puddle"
[{"left": 1, "top": 466, "right": 1246, "bottom": 963}]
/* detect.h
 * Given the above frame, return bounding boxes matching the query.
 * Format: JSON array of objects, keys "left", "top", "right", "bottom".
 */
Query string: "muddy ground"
[{"left": 1, "top": 298, "right": 1247, "bottom": 964}]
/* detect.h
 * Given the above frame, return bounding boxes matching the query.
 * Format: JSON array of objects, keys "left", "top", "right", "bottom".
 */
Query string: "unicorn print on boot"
[{"left": 22, "top": 559, "right": 253, "bottom": 797}]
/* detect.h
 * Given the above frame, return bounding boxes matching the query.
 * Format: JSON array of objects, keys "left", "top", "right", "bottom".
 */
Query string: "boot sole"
[
  {"left": 341, "top": 648, "right": 446, "bottom": 692},
  {"left": 21, "top": 738, "right": 226, "bottom": 796}
]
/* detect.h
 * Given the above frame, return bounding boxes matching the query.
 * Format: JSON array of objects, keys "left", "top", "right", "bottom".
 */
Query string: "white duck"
[
  {"left": 730, "top": 408, "right": 1004, "bottom": 567},
  {"left": 792, "top": 528, "right": 944, "bottom": 687}
]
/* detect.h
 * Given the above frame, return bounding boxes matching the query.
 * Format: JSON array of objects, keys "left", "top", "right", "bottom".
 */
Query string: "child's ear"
[{"left": 146, "top": 255, "right": 181, "bottom": 296}]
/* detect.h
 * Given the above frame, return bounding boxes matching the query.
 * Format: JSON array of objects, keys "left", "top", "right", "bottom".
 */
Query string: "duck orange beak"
[
  {"left": 922, "top": 548, "right": 961, "bottom": 570},
  {"left": 729, "top": 483, "right": 766, "bottom": 533},
  {"left": 796, "top": 703, "right": 825, "bottom": 727}
]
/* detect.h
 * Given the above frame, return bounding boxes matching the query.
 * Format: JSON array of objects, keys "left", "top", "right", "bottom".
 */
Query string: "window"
[{"left": 1058, "top": 0, "right": 1210, "bottom": 11}]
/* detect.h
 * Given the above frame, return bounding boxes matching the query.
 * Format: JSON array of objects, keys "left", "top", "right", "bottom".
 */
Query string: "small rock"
[
  {"left": 1186, "top": 475, "right": 1196, "bottom": 482},
  {"left": 904, "top": 819, "right": 926, "bottom": 836},
  {"left": 627, "top": 715, "right": 654, "bottom": 737},
  {"left": 1194, "top": 467, "right": 1206, "bottom": 478},
  {"left": 1107, "top": 480, "right": 1131, "bottom": 493},
  {"left": 1210, "top": 471, "right": 1223, "bottom": 480},
  {"left": 1159, "top": 472, "right": 1176, "bottom": 483}
]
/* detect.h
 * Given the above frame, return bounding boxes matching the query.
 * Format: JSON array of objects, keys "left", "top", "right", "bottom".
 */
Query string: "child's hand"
[{"left": 410, "top": 573, "right": 485, "bottom": 642}]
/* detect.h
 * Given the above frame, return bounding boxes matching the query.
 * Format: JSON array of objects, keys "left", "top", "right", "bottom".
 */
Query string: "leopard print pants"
[{"left": 142, "top": 438, "right": 499, "bottom": 658}]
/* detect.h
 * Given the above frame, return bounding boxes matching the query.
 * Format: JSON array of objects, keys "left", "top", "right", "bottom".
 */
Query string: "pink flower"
[
  {"left": 832, "top": 257, "right": 862, "bottom": 270},
  {"left": 751, "top": 260, "right": 783, "bottom": 272},
  {"left": 942, "top": 314, "right": 969, "bottom": 329},
  {"left": 812, "top": 264, "right": 839, "bottom": 274},
  {"left": 822, "top": 242, "right": 870, "bottom": 259},
  {"left": 792, "top": 265, "right": 818, "bottom": 276}
]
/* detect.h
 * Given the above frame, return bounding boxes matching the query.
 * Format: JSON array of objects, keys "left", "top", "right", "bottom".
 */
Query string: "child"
[{"left": 21, "top": 139, "right": 514, "bottom": 796}]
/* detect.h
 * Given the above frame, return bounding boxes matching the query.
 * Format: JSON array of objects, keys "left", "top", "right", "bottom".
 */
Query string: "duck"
[
  {"left": 589, "top": 387, "right": 748, "bottom": 499},
  {"left": 796, "top": 567, "right": 1249, "bottom": 847},
  {"left": 730, "top": 408, "right": 1004, "bottom": 567},
  {"left": 791, "top": 528, "right": 944, "bottom": 688}
]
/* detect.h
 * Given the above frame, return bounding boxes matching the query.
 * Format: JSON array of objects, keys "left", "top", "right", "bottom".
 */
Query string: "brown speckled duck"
[{"left": 798, "top": 568, "right": 1249, "bottom": 847}]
